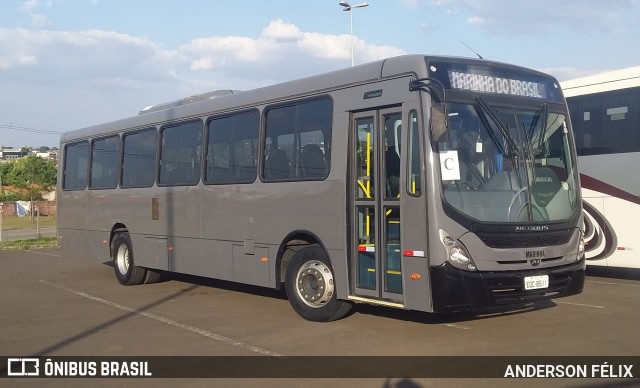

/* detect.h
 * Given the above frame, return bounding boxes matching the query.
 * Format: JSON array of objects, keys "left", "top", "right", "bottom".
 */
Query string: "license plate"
[{"left": 524, "top": 275, "right": 549, "bottom": 290}]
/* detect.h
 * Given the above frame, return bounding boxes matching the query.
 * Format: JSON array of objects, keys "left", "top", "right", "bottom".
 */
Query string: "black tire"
[
  {"left": 112, "top": 233, "right": 147, "bottom": 286},
  {"left": 285, "top": 244, "right": 352, "bottom": 322}
]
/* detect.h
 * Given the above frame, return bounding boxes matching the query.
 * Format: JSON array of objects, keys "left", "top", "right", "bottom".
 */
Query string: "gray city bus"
[{"left": 58, "top": 55, "right": 585, "bottom": 321}]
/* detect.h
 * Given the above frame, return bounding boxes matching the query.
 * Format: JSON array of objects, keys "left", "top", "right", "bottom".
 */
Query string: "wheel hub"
[
  {"left": 116, "top": 244, "right": 130, "bottom": 275},
  {"left": 295, "top": 260, "right": 334, "bottom": 308}
]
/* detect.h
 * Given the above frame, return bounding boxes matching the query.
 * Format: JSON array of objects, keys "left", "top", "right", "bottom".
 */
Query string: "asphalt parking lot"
[{"left": 1, "top": 248, "right": 639, "bottom": 387}]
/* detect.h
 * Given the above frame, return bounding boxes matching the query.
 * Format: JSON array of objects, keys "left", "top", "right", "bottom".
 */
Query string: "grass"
[
  {"left": 0, "top": 215, "right": 58, "bottom": 250},
  {"left": 0, "top": 215, "right": 56, "bottom": 230},
  {"left": 0, "top": 237, "right": 58, "bottom": 250}
]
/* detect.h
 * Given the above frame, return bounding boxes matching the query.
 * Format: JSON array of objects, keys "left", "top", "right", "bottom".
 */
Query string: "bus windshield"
[{"left": 437, "top": 100, "right": 579, "bottom": 223}]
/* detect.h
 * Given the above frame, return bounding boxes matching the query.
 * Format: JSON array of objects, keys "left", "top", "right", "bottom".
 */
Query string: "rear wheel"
[
  {"left": 112, "top": 233, "right": 147, "bottom": 286},
  {"left": 285, "top": 244, "right": 352, "bottom": 321}
]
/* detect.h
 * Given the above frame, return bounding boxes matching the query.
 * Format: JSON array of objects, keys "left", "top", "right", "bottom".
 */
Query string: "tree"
[{"left": 0, "top": 156, "right": 57, "bottom": 200}]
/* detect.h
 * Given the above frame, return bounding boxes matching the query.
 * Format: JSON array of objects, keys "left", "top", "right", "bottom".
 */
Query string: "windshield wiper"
[
  {"left": 538, "top": 103, "right": 548, "bottom": 153},
  {"left": 475, "top": 96, "right": 520, "bottom": 156},
  {"left": 525, "top": 103, "right": 547, "bottom": 156}
]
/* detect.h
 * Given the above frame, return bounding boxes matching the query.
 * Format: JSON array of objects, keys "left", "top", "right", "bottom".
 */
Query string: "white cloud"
[
  {"left": 262, "top": 19, "right": 302, "bottom": 41},
  {"left": 0, "top": 20, "right": 405, "bottom": 144},
  {"left": 19, "top": 0, "right": 51, "bottom": 29},
  {"left": 466, "top": 15, "right": 484, "bottom": 27},
  {"left": 184, "top": 36, "right": 266, "bottom": 69},
  {"left": 181, "top": 18, "right": 404, "bottom": 76},
  {"left": 18, "top": 0, "right": 38, "bottom": 13},
  {"left": 0, "top": 28, "right": 177, "bottom": 87},
  {"left": 298, "top": 33, "right": 351, "bottom": 59}
]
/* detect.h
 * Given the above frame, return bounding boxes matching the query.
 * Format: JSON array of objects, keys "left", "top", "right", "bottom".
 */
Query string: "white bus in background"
[{"left": 562, "top": 66, "right": 640, "bottom": 269}]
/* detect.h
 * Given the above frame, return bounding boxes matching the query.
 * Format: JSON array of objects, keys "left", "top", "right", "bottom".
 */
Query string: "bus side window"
[
  {"left": 205, "top": 110, "right": 258, "bottom": 184},
  {"left": 263, "top": 97, "right": 332, "bottom": 181},
  {"left": 121, "top": 128, "right": 157, "bottom": 188},
  {"left": 159, "top": 120, "right": 202, "bottom": 186},
  {"left": 63, "top": 141, "right": 89, "bottom": 190},
  {"left": 301, "top": 143, "right": 327, "bottom": 178},
  {"left": 265, "top": 148, "right": 292, "bottom": 179},
  {"left": 90, "top": 136, "right": 120, "bottom": 189}
]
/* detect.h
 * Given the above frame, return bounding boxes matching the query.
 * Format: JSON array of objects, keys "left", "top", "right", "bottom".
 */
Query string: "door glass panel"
[
  {"left": 383, "top": 113, "right": 402, "bottom": 199},
  {"left": 385, "top": 206, "right": 402, "bottom": 293},
  {"left": 407, "top": 110, "right": 422, "bottom": 195},
  {"left": 356, "top": 117, "right": 374, "bottom": 200},
  {"left": 356, "top": 205, "right": 376, "bottom": 290}
]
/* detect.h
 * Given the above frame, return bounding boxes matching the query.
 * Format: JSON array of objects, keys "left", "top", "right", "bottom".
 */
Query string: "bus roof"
[
  {"left": 60, "top": 54, "right": 557, "bottom": 143},
  {"left": 561, "top": 66, "right": 640, "bottom": 97}
]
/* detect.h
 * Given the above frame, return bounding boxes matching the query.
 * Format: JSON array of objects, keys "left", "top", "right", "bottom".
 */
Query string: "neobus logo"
[{"left": 515, "top": 225, "right": 549, "bottom": 232}]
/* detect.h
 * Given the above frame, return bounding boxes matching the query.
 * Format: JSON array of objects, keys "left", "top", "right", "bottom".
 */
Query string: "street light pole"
[{"left": 339, "top": 1, "right": 369, "bottom": 66}]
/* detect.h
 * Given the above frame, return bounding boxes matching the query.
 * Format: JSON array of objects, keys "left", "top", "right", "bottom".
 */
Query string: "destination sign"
[{"left": 448, "top": 71, "right": 546, "bottom": 99}]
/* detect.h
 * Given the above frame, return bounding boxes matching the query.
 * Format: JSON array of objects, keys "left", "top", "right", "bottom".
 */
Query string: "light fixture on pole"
[{"left": 339, "top": 1, "right": 369, "bottom": 66}]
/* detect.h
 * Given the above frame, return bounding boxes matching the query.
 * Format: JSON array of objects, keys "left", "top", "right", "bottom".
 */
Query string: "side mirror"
[{"left": 431, "top": 104, "right": 448, "bottom": 143}]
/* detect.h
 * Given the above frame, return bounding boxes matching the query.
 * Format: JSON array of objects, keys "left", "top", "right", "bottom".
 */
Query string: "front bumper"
[{"left": 430, "top": 259, "right": 585, "bottom": 312}]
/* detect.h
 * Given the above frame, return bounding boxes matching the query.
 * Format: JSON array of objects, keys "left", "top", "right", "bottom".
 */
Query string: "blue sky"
[{"left": 1, "top": 0, "right": 639, "bottom": 147}]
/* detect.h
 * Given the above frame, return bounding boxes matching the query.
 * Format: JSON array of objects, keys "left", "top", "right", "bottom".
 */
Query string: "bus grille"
[{"left": 476, "top": 229, "right": 573, "bottom": 249}]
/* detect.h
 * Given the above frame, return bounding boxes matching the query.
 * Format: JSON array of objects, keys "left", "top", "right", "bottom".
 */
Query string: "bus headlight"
[
  {"left": 577, "top": 237, "right": 585, "bottom": 261},
  {"left": 448, "top": 245, "right": 477, "bottom": 271},
  {"left": 439, "top": 229, "right": 478, "bottom": 271}
]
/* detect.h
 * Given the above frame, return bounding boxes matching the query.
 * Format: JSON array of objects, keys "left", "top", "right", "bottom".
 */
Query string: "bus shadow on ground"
[
  {"left": 101, "top": 261, "right": 558, "bottom": 324},
  {"left": 350, "top": 300, "right": 556, "bottom": 325},
  {"left": 101, "top": 260, "right": 288, "bottom": 301}
]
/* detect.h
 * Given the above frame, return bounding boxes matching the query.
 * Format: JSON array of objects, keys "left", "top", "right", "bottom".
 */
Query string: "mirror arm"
[
  {"left": 410, "top": 77, "right": 449, "bottom": 143},
  {"left": 409, "top": 77, "right": 447, "bottom": 104}
]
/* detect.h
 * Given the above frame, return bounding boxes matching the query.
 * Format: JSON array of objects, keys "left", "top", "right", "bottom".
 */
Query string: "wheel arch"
[
  {"left": 109, "top": 223, "right": 129, "bottom": 258},
  {"left": 275, "top": 230, "right": 330, "bottom": 290}
]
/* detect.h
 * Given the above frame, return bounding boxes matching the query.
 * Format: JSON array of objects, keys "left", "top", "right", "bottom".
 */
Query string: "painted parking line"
[
  {"left": 556, "top": 301, "right": 604, "bottom": 309},
  {"left": 587, "top": 280, "right": 640, "bottom": 288},
  {"left": 26, "top": 250, "right": 62, "bottom": 258},
  {"left": 440, "top": 323, "right": 471, "bottom": 330},
  {"left": 38, "top": 280, "right": 285, "bottom": 357}
]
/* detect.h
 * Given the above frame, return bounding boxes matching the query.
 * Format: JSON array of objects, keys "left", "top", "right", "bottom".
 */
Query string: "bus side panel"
[
  {"left": 84, "top": 189, "right": 153, "bottom": 265},
  {"left": 323, "top": 248, "right": 347, "bottom": 300},
  {"left": 167, "top": 237, "right": 234, "bottom": 282},
  {"left": 58, "top": 189, "right": 94, "bottom": 258},
  {"left": 141, "top": 237, "right": 169, "bottom": 271},
  {"left": 402, "top": 257, "right": 430, "bottom": 311},
  {"left": 580, "top": 153, "right": 640, "bottom": 268},
  {"left": 200, "top": 178, "right": 348, "bottom": 289},
  {"left": 232, "top": 244, "right": 270, "bottom": 287},
  {"left": 59, "top": 229, "right": 95, "bottom": 259},
  {"left": 598, "top": 195, "right": 640, "bottom": 268},
  {"left": 155, "top": 186, "right": 203, "bottom": 240},
  {"left": 582, "top": 191, "right": 609, "bottom": 266}
]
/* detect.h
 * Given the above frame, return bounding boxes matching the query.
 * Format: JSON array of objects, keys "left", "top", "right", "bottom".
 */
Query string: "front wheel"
[
  {"left": 285, "top": 245, "right": 352, "bottom": 322},
  {"left": 112, "top": 233, "right": 147, "bottom": 286}
]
